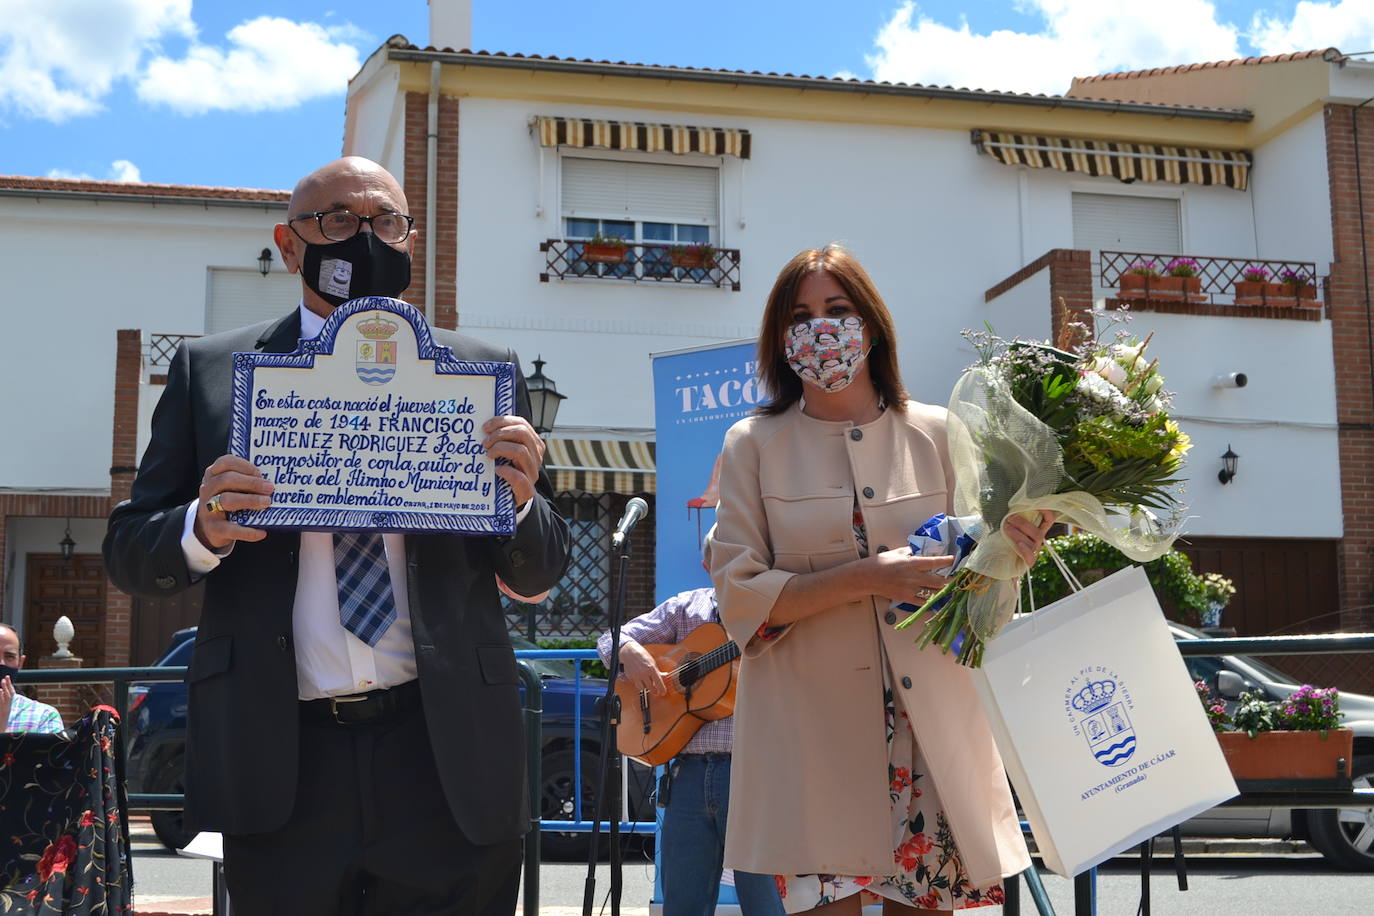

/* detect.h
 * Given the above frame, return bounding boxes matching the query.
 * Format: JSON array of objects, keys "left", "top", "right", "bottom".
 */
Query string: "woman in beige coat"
[{"left": 708, "top": 246, "right": 1054, "bottom": 915}]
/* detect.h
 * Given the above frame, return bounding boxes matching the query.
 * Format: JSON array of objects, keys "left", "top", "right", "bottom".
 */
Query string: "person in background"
[
  {"left": 598, "top": 586, "right": 786, "bottom": 916},
  {"left": 0, "top": 624, "right": 64, "bottom": 734}
]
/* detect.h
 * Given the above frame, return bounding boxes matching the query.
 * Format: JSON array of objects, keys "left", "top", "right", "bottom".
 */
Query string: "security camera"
[{"left": 1212, "top": 372, "right": 1248, "bottom": 389}]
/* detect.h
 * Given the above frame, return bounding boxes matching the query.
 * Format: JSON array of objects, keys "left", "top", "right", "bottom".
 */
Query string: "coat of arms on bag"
[
  {"left": 1065, "top": 668, "right": 1137, "bottom": 767},
  {"left": 355, "top": 314, "right": 399, "bottom": 385}
]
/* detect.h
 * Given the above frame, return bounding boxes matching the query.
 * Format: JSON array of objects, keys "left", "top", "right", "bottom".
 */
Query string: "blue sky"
[{"left": 2, "top": 0, "right": 1372, "bottom": 191}]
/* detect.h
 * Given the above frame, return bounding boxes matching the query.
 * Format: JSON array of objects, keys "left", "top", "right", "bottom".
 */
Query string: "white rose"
[{"left": 1094, "top": 356, "right": 1129, "bottom": 390}]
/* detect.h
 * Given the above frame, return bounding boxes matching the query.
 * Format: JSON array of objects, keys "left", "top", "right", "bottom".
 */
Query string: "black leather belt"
[{"left": 300, "top": 679, "right": 421, "bottom": 726}]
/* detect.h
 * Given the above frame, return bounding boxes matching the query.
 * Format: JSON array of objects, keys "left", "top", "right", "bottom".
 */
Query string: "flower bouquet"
[{"left": 894, "top": 323, "right": 1190, "bottom": 666}]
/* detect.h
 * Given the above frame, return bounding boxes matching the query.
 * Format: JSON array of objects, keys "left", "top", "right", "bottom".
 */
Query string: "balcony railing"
[
  {"left": 146, "top": 333, "right": 200, "bottom": 370},
  {"left": 540, "top": 239, "right": 741, "bottom": 291},
  {"left": 1099, "top": 250, "right": 1323, "bottom": 311}
]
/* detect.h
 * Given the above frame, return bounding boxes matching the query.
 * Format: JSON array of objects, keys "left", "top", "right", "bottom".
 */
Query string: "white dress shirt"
[{"left": 180, "top": 303, "right": 529, "bottom": 700}]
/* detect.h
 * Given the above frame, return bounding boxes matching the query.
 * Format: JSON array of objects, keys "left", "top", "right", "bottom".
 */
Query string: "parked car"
[
  {"left": 1173, "top": 622, "right": 1374, "bottom": 869},
  {"left": 125, "top": 628, "right": 654, "bottom": 857}
]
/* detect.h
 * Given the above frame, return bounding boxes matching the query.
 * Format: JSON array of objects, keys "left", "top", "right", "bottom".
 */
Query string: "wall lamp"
[
  {"left": 1218, "top": 445, "right": 1240, "bottom": 485},
  {"left": 59, "top": 519, "right": 76, "bottom": 561},
  {"left": 257, "top": 247, "right": 274, "bottom": 276}
]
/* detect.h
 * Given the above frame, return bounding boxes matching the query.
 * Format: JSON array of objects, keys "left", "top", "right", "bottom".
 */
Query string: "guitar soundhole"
[{"left": 677, "top": 652, "right": 702, "bottom": 689}]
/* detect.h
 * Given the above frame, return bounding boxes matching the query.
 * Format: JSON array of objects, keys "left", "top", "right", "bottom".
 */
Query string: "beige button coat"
[{"left": 708, "top": 401, "right": 1030, "bottom": 887}]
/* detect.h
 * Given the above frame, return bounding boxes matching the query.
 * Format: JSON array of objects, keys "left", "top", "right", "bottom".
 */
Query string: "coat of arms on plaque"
[{"left": 355, "top": 313, "right": 399, "bottom": 385}]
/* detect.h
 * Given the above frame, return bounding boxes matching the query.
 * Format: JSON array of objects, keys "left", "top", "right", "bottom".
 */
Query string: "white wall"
[
  {"left": 0, "top": 196, "right": 289, "bottom": 490},
  {"left": 1250, "top": 111, "right": 1333, "bottom": 265},
  {"left": 446, "top": 96, "right": 1339, "bottom": 537}
]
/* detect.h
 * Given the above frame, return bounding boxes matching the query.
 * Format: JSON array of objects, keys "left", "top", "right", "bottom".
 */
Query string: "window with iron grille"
[
  {"left": 504, "top": 492, "right": 614, "bottom": 639},
  {"left": 561, "top": 155, "right": 718, "bottom": 280}
]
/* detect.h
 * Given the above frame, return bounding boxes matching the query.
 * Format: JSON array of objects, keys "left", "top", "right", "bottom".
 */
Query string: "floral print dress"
[{"left": 772, "top": 502, "right": 1003, "bottom": 913}]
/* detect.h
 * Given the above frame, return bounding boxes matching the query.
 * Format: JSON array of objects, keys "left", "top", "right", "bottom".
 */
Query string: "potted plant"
[
  {"left": 1157, "top": 257, "right": 1204, "bottom": 302},
  {"left": 1199, "top": 572, "right": 1235, "bottom": 628},
  {"left": 1234, "top": 266, "right": 1270, "bottom": 306},
  {"left": 1117, "top": 260, "right": 1159, "bottom": 300},
  {"left": 1195, "top": 680, "right": 1233, "bottom": 732},
  {"left": 1217, "top": 685, "right": 1354, "bottom": 781},
  {"left": 669, "top": 242, "right": 716, "bottom": 270},
  {"left": 581, "top": 232, "right": 629, "bottom": 265},
  {"left": 1279, "top": 268, "right": 1319, "bottom": 307}
]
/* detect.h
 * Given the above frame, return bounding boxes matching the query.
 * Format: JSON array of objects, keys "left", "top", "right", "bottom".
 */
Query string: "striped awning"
[
  {"left": 972, "top": 129, "right": 1251, "bottom": 191},
  {"left": 545, "top": 438, "right": 656, "bottom": 494},
  {"left": 534, "top": 115, "right": 751, "bottom": 159}
]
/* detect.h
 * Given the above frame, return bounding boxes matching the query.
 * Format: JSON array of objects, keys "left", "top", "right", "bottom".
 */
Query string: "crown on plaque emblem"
[
  {"left": 1071, "top": 679, "right": 1118, "bottom": 714},
  {"left": 358, "top": 314, "right": 399, "bottom": 340}
]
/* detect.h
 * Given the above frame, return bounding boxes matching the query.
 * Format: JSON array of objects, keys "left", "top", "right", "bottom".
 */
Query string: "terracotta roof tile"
[
  {"left": 388, "top": 42, "right": 1247, "bottom": 115},
  {"left": 0, "top": 174, "right": 289, "bottom": 201},
  {"left": 1073, "top": 48, "right": 1343, "bottom": 85}
]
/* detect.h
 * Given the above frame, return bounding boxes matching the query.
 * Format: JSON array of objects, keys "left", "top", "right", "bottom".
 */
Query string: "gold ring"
[
  {"left": 205, "top": 496, "right": 225, "bottom": 515},
  {"left": 916, "top": 588, "right": 932, "bottom": 600}
]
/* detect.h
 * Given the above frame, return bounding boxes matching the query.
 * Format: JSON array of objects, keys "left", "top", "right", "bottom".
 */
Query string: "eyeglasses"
[{"left": 289, "top": 209, "right": 414, "bottom": 244}]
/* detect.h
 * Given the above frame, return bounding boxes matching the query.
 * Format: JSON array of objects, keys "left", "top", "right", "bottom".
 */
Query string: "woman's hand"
[
  {"left": 618, "top": 641, "right": 668, "bottom": 696},
  {"left": 867, "top": 546, "right": 954, "bottom": 604},
  {"left": 1003, "top": 510, "right": 1057, "bottom": 567}
]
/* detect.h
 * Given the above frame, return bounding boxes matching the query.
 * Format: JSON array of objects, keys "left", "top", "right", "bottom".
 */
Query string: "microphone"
[{"left": 610, "top": 497, "right": 649, "bottom": 549}]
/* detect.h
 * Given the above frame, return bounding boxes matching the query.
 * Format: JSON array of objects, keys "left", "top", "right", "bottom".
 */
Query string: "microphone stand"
[{"left": 582, "top": 530, "right": 632, "bottom": 916}]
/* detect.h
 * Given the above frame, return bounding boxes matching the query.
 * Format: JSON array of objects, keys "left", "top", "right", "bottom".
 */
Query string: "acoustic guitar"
[{"left": 614, "top": 621, "right": 741, "bottom": 766}]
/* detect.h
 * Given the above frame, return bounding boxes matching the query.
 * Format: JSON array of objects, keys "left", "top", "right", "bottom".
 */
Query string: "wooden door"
[
  {"left": 130, "top": 581, "right": 204, "bottom": 665},
  {"left": 25, "top": 554, "right": 105, "bottom": 662},
  {"left": 1176, "top": 536, "right": 1373, "bottom": 694}
]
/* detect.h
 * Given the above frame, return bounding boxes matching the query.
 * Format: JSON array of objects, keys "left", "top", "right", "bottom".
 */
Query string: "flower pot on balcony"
[
  {"left": 582, "top": 243, "right": 628, "bottom": 265},
  {"left": 1263, "top": 282, "right": 1296, "bottom": 307},
  {"left": 1292, "top": 284, "right": 1320, "bottom": 308},
  {"left": 1233, "top": 280, "right": 1266, "bottom": 306},
  {"left": 1217, "top": 728, "right": 1354, "bottom": 780},
  {"left": 1118, "top": 274, "right": 1153, "bottom": 300},
  {"left": 1151, "top": 276, "right": 1187, "bottom": 300},
  {"left": 670, "top": 251, "right": 712, "bottom": 270}
]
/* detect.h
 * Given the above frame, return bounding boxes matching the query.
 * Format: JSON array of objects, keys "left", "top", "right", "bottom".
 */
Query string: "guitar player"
[{"left": 597, "top": 587, "right": 786, "bottom": 916}]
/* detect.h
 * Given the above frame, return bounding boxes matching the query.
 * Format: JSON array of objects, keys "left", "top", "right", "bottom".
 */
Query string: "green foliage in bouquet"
[{"left": 898, "top": 321, "right": 1193, "bottom": 667}]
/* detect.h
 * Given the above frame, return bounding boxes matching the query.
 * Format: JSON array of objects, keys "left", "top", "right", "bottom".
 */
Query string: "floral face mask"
[{"left": 784, "top": 316, "right": 869, "bottom": 393}]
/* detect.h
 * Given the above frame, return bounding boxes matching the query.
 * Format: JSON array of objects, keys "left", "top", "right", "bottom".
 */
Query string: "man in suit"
[{"left": 103, "top": 156, "right": 570, "bottom": 914}]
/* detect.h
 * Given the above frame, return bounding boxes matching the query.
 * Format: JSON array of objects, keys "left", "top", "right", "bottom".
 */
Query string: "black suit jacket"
[{"left": 103, "top": 310, "right": 570, "bottom": 843}]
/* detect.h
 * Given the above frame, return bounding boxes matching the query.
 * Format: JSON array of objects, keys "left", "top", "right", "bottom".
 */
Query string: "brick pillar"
[
  {"left": 1047, "top": 248, "right": 1095, "bottom": 350},
  {"left": 403, "top": 90, "right": 461, "bottom": 330},
  {"left": 1324, "top": 103, "right": 1374, "bottom": 633},
  {"left": 34, "top": 653, "right": 86, "bottom": 729},
  {"left": 103, "top": 329, "right": 143, "bottom": 667}
]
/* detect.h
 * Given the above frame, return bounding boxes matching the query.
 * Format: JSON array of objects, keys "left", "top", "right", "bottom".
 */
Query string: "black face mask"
[
  {"left": 0, "top": 664, "right": 17, "bottom": 684},
  {"left": 301, "top": 232, "right": 411, "bottom": 307}
]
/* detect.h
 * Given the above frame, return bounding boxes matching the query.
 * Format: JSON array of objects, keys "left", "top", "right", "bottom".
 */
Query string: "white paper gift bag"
[{"left": 972, "top": 565, "right": 1238, "bottom": 877}]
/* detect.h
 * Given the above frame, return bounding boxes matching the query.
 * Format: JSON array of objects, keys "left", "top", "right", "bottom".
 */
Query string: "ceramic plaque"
[{"left": 228, "top": 297, "right": 516, "bottom": 534}]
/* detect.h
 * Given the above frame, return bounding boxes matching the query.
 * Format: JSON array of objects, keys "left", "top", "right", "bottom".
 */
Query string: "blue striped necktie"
[{"left": 333, "top": 532, "right": 397, "bottom": 646}]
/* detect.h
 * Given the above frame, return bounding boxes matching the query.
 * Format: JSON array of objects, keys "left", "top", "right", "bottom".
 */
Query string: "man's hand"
[
  {"left": 0, "top": 676, "right": 15, "bottom": 730},
  {"left": 483, "top": 415, "right": 545, "bottom": 510},
  {"left": 194, "top": 455, "right": 273, "bottom": 550},
  {"left": 618, "top": 641, "right": 668, "bottom": 697}
]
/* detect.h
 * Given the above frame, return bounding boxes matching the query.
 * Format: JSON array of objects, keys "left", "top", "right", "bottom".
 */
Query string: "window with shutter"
[
  {"left": 560, "top": 156, "right": 720, "bottom": 280},
  {"left": 1072, "top": 193, "right": 1182, "bottom": 297}
]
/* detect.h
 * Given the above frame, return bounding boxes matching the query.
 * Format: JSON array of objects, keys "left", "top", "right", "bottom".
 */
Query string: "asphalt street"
[{"left": 130, "top": 837, "right": 1373, "bottom": 915}]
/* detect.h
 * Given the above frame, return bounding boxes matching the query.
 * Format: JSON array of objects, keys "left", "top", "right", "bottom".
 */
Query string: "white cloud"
[
  {"left": 47, "top": 159, "right": 143, "bottom": 182},
  {"left": 866, "top": 1, "right": 1241, "bottom": 95},
  {"left": 136, "top": 17, "right": 362, "bottom": 114},
  {"left": 1250, "top": 1, "right": 1374, "bottom": 55},
  {"left": 0, "top": 0, "right": 193, "bottom": 121}
]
